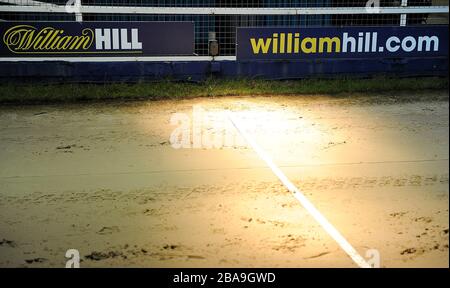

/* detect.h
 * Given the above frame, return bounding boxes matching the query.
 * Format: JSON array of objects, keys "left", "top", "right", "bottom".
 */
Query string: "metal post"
[
  {"left": 400, "top": 0, "right": 408, "bottom": 26},
  {"left": 75, "top": 0, "right": 83, "bottom": 22}
]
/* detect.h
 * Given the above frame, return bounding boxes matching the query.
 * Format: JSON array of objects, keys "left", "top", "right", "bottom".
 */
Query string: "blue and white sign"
[
  {"left": 0, "top": 21, "right": 195, "bottom": 57},
  {"left": 237, "top": 26, "right": 449, "bottom": 60}
]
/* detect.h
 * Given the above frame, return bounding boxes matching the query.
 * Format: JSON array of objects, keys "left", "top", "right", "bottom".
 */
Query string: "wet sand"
[{"left": 0, "top": 93, "right": 448, "bottom": 267}]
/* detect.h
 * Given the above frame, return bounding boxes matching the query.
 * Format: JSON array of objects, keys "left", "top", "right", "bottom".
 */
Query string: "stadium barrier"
[{"left": 0, "top": 1, "right": 448, "bottom": 82}]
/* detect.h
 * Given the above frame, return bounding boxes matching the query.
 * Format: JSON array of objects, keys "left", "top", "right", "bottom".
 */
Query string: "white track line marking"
[{"left": 228, "top": 112, "right": 372, "bottom": 268}]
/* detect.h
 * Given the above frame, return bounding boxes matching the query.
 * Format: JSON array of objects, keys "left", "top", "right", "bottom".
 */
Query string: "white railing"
[{"left": 0, "top": 3, "right": 449, "bottom": 18}]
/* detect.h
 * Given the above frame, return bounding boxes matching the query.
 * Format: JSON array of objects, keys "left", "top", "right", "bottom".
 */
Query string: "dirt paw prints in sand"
[
  {"left": 414, "top": 217, "right": 433, "bottom": 224},
  {"left": 243, "top": 216, "right": 290, "bottom": 229},
  {"left": 281, "top": 201, "right": 298, "bottom": 209},
  {"left": 84, "top": 244, "right": 150, "bottom": 263},
  {"left": 85, "top": 250, "right": 127, "bottom": 261},
  {"left": 222, "top": 237, "right": 244, "bottom": 248},
  {"left": 56, "top": 144, "right": 90, "bottom": 153},
  {"left": 294, "top": 174, "right": 449, "bottom": 191},
  {"left": 158, "top": 244, "right": 206, "bottom": 262},
  {"left": 0, "top": 238, "right": 17, "bottom": 248},
  {"left": 390, "top": 211, "right": 409, "bottom": 219},
  {"left": 240, "top": 217, "right": 253, "bottom": 229},
  {"left": 267, "top": 220, "right": 287, "bottom": 228},
  {"left": 97, "top": 226, "right": 120, "bottom": 235},
  {"left": 25, "top": 258, "right": 47, "bottom": 264},
  {"left": 162, "top": 244, "right": 179, "bottom": 251},
  {"left": 271, "top": 234, "right": 306, "bottom": 253},
  {"left": 390, "top": 211, "right": 449, "bottom": 261}
]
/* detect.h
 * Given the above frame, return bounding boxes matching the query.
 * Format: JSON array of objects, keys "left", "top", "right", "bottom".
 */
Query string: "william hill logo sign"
[
  {"left": 0, "top": 22, "right": 195, "bottom": 57},
  {"left": 4, "top": 25, "right": 95, "bottom": 53},
  {"left": 236, "top": 26, "right": 448, "bottom": 60},
  {"left": 3, "top": 25, "right": 143, "bottom": 53}
]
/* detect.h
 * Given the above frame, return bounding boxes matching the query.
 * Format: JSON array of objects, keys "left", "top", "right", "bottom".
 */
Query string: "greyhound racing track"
[{"left": 0, "top": 94, "right": 448, "bottom": 267}]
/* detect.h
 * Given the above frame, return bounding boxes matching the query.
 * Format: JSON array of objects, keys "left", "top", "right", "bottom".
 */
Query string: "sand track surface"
[{"left": 0, "top": 93, "right": 448, "bottom": 267}]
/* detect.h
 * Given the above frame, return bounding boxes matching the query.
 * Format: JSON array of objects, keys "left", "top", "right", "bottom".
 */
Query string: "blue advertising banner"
[
  {"left": 0, "top": 22, "right": 194, "bottom": 57},
  {"left": 237, "top": 26, "right": 449, "bottom": 61}
]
